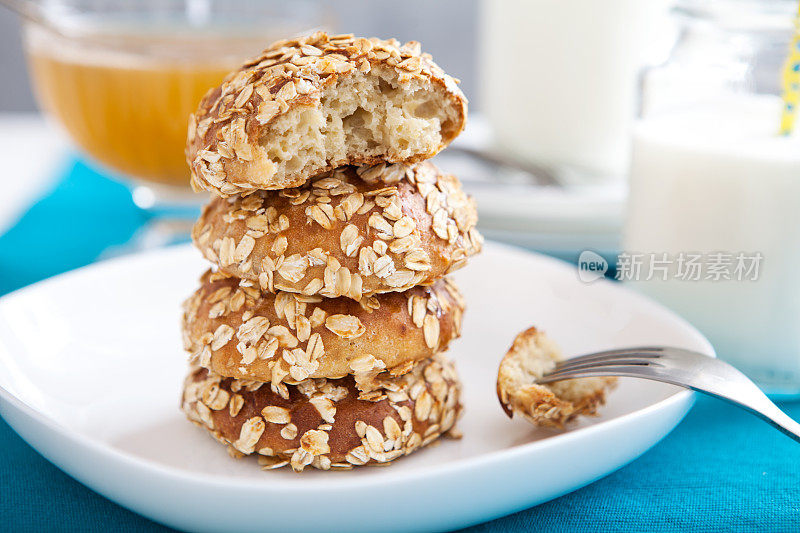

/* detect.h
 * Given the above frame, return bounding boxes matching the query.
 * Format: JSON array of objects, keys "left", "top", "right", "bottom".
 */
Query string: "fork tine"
[
  {"left": 551, "top": 357, "right": 664, "bottom": 375},
  {"left": 545, "top": 358, "right": 663, "bottom": 379},
  {"left": 537, "top": 364, "right": 670, "bottom": 385},
  {"left": 554, "top": 346, "right": 665, "bottom": 367},
  {"left": 554, "top": 352, "right": 662, "bottom": 372},
  {"left": 553, "top": 349, "right": 664, "bottom": 372}
]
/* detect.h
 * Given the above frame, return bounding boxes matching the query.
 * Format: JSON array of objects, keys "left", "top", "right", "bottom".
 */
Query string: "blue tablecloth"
[{"left": 1, "top": 160, "right": 799, "bottom": 532}]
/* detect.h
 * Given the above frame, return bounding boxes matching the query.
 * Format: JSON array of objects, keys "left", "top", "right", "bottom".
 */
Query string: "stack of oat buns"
[{"left": 179, "top": 32, "right": 482, "bottom": 471}]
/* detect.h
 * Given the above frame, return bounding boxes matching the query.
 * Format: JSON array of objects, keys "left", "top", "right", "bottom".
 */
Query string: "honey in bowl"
[{"left": 24, "top": 23, "right": 267, "bottom": 189}]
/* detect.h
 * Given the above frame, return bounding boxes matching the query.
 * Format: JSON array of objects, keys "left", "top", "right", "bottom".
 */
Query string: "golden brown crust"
[
  {"left": 496, "top": 327, "right": 616, "bottom": 429},
  {"left": 182, "top": 271, "right": 465, "bottom": 385},
  {"left": 186, "top": 32, "right": 467, "bottom": 195},
  {"left": 181, "top": 354, "right": 462, "bottom": 471},
  {"left": 192, "top": 162, "right": 482, "bottom": 300}
]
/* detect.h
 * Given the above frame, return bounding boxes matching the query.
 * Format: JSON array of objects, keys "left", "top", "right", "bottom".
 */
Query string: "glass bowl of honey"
[{"left": 21, "top": 0, "right": 328, "bottom": 226}]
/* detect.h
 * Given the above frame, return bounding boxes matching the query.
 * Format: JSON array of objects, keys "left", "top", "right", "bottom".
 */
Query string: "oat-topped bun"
[
  {"left": 181, "top": 354, "right": 462, "bottom": 471},
  {"left": 192, "top": 162, "right": 482, "bottom": 300},
  {"left": 182, "top": 270, "right": 465, "bottom": 385},
  {"left": 497, "top": 327, "right": 616, "bottom": 429},
  {"left": 187, "top": 32, "right": 467, "bottom": 196}
]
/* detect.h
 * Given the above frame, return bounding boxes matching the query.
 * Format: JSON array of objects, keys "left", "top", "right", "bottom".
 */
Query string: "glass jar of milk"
[{"left": 625, "top": 0, "right": 800, "bottom": 396}]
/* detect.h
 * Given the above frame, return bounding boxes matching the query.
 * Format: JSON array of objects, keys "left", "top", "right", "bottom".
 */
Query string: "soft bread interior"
[
  {"left": 497, "top": 327, "right": 560, "bottom": 403},
  {"left": 260, "top": 66, "right": 459, "bottom": 182}
]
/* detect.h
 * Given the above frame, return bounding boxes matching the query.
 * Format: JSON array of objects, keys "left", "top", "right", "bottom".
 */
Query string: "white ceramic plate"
[{"left": 0, "top": 242, "right": 712, "bottom": 532}]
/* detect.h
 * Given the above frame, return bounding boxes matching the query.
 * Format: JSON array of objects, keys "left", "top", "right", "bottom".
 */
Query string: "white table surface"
[{"left": 0, "top": 114, "right": 69, "bottom": 235}]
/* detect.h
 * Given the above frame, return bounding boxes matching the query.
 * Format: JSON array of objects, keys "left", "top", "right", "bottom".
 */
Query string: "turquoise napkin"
[{"left": 0, "top": 159, "right": 145, "bottom": 295}]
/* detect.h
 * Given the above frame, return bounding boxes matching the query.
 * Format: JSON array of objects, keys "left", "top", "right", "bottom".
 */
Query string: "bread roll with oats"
[
  {"left": 181, "top": 354, "right": 462, "bottom": 471},
  {"left": 182, "top": 270, "right": 465, "bottom": 384},
  {"left": 497, "top": 327, "right": 616, "bottom": 429},
  {"left": 192, "top": 162, "right": 482, "bottom": 300},
  {"left": 186, "top": 32, "right": 467, "bottom": 196}
]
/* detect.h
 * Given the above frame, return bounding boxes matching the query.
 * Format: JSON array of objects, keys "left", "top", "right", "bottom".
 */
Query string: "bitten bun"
[{"left": 187, "top": 32, "right": 467, "bottom": 196}]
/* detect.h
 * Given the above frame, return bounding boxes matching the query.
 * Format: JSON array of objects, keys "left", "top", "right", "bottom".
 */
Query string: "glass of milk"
[
  {"left": 624, "top": 0, "right": 800, "bottom": 396},
  {"left": 479, "top": 0, "right": 672, "bottom": 184}
]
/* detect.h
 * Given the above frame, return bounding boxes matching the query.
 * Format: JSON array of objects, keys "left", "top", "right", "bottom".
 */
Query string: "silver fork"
[{"left": 538, "top": 346, "right": 800, "bottom": 443}]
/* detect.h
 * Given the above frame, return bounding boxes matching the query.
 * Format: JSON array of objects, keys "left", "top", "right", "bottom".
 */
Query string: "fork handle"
[
  {"left": 678, "top": 359, "right": 800, "bottom": 444},
  {"left": 730, "top": 394, "right": 800, "bottom": 444}
]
